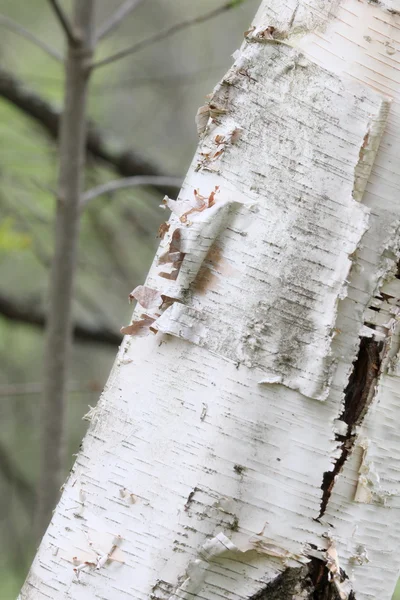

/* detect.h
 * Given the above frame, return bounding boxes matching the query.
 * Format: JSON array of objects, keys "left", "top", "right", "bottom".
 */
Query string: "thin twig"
[
  {"left": 96, "top": 0, "right": 145, "bottom": 41},
  {"left": 81, "top": 175, "right": 181, "bottom": 208},
  {"left": 0, "top": 14, "right": 63, "bottom": 62},
  {"left": 91, "top": 1, "right": 240, "bottom": 70},
  {"left": 47, "top": 0, "right": 79, "bottom": 45}
]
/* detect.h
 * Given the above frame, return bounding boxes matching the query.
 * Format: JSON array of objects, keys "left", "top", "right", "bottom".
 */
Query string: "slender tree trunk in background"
[
  {"left": 22, "top": 1, "right": 400, "bottom": 599},
  {"left": 36, "top": 1, "right": 95, "bottom": 539}
]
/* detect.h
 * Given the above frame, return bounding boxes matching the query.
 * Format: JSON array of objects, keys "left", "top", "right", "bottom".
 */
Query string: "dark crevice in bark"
[
  {"left": 246, "top": 566, "right": 311, "bottom": 600},
  {"left": 395, "top": 260, "right": 400, "bottom": 280},
  {"left": 318, "top": 337, "right": 383, "bottom": 519},
  {"left": 309, "top": 557, "right": 355, "bottom": 600},
  {"left": 368, "top": 305, "right": 380, "bottom": 312},
  {"left": 246, "top": 560, "right": 355, "bottom": 600},
  {"left": 340, "top": 337, "right": 382, "bottom": 425}
]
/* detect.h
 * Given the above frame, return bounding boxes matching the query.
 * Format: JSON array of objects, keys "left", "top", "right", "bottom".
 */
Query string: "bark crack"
[
  {"left": 318, "top": 337, "right": 383, "bottom": 519},
  {"left": 246, "top": 566, "right": 312, "bottom": 600},
  {"left": 319, "top": 259, "right": 400, "bottom": 517},
  {"left": 246, "top": 559, "right": 355, "bottom": 600},
  {"left": 308, "top": 556, "right": 355, "bottom": 600}
]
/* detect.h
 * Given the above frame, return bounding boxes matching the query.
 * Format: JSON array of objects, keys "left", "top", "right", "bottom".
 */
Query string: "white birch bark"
[{"left": 20, "top": 1, "right": 400, "bottom": 599}]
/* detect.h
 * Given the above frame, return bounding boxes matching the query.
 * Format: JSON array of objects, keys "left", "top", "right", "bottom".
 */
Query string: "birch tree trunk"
[{"left": 20, "top": 1, "right": 400, "bottom": 599}]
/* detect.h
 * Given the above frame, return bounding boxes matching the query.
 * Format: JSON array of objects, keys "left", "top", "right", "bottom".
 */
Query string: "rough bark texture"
[
  {"left": 36, "top": 1, "right": 96, "bottom": 538},
  {"left": 19, "top": 1, "right": 400, "bottom": 599}
]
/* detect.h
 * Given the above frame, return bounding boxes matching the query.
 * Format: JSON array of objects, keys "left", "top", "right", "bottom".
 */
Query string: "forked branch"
[{"left": 47, "top": 0, "right": 79, "bottom": 45}]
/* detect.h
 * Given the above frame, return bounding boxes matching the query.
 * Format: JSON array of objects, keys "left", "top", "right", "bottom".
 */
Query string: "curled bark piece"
[
  {"left": 120, "top": 315, "right": 156, "bottom": 337},
  {"left": 129, "top": 285, "right": 163, "bottom": 310}
]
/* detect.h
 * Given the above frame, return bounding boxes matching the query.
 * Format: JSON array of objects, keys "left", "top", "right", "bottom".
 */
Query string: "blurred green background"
[{"left": 0, "top": 1, "right": 399, "bottom": 598}]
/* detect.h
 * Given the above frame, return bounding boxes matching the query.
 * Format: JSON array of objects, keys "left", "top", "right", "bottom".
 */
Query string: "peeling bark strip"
[
  {"left": 319, "top": 338, "right": 383, "bottom": 518},
  {"left": 19, "top": 2, "right": 400, "bottom": 600},
  {"left": 128, "top": 41, "right": 388, "bottom": 402}
]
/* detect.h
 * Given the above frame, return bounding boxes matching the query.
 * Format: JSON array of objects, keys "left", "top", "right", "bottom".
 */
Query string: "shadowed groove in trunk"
[
  {"left": 318, "top": 337, "right": 383, "bottom": 519},
  {"left": 308, "top": 557, "right": 355, "bottom": 600},
  {"left": 318, "top": 258, "right": 400, "bottom": 519},
  {"left": 246, "top": 559, "right": 356, "bottom": 599}
]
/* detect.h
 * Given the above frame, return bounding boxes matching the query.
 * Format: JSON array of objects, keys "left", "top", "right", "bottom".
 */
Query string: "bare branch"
[
  {"left": 96, "top": 0, "right": 145, "bottom": 42},
  {"left": 0, "top": 14, "right": 63, "bottom": 62},
  {"left": 47, "top": 0, "right": 79, "bottom": 46},
  {"left": 0, "top": 292, "right": 122, "bottom": 346},
  {"left": 0, "top": 67, "right": 179, "bottom": 197},
  {"left": 0, "top": 441, "right": 36, "bottom": 513},
  {"left": 91, "top": 1, "right": 241, "bottom": 70},
  {"left": 81, "top": 175, "right": 181, "bottom": 208}
]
